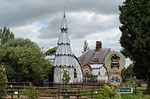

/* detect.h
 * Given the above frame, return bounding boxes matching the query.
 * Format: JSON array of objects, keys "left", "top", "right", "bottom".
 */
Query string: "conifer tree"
[{"left": 119, "top": 0, "right": 150, "bottom": 90}]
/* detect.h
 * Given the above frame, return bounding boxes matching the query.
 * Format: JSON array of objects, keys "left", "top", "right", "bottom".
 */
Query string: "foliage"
[
  {"left": 119, "top": 0, "right": 150, "bottom": 90},
  {"left": 85, "top": 72, "right": 92, "bottom": 78},
  {"left": 0, "top": 27, "right": 15, "bottom": 44},
  {"left": 0, "top": 30, "right": 52, "bottom": 85},
  {"left": 96, "top": 86, "right": 146, "bottom": 99},
  {"left": 45, "top": 47, "right": 56, "bottom": 55},
  {"left": 3, "top": 46, "right": 51, "bottom": 85},
  {"left": 62, "top": 66, "right": 70, "bottom": 84},
  {"left": 121, "top": 94, "right": 141, "bottom": 99},
  {"left": 84, "top": 72, "right": 95, "bottom": 82},
  {"left": 3, "top": 38, "right": 39, "bottom": 49},
  {"left": 123, "top": 78, "right": 139, "bottom": 94},
  {"left": 0, "top": 65, "right": 7, "bottom": 97},
  {"left": 21, "top": 83, "right": 39, "bottom": 99},
  {"left": 122, "top": 64, "right": 135, "bottom": 81},
  {"left": 123, "top": 78, "right": 139, "bottom": 88},
  {"left": 97, "top": 86, "right": 115, "bottom": 99}
]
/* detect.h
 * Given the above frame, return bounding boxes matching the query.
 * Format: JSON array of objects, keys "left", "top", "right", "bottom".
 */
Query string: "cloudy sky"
[{"left": 0, "top": 0, "right": 131, "bottom": 66}]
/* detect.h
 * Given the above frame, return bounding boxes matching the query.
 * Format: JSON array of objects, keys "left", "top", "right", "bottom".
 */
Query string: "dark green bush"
[{"left": 20, "top": 83, "right": 39, "bottom": 99}]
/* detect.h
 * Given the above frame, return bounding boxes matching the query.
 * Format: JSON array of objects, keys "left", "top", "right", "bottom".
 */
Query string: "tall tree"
[
  {"left": 82, "top": 40, "right": 90, "bottom": 53},
  {"left": 119, "top": 0, "right": 150, "bottom": 90},
  {"left": 0, "top": 27, "right": 15, "bottom": 44}
]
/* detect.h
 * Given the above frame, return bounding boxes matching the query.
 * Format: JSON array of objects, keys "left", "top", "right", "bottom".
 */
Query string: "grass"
[
  {"left": 119, "top": 86, "right": 150, "bottom": 99},
  {"left": 33, "top": 85, "right": 150, "bottom": 99},
  {"left": 79, "top": 86, "right": 150, "bottom": 99}
]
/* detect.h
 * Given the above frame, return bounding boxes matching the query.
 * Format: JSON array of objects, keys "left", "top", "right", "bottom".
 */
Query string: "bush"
[
  {"left": 121, "top": 94, "right": 141, "bottom": 99},
  {"left": 123, "top": 78, "right": 140, "bottom": 94},
  {"left": 97, "top": 86, "right": 115, "bottom": 99},
  {"left": 0, "top": 65, "right": 7, "bottom": 98},
  {"left": 20, "top": 83, "right": 39, "bottom": 99},
  {"left": 0, "top": 78, "right": 7, "bottom": 98}
]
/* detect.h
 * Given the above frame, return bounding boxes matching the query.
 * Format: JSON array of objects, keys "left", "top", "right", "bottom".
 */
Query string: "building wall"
[{"left": 54, "top": 66, "right": 82, "bottom": 83}]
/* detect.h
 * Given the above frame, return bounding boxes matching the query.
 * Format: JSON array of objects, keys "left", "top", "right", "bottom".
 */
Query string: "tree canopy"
[
  {"left": 3, "top": 38, "right": 39, "bottom": 49},
  {"left": 0, "top": 27, "right": 15, "bottom": 44},
  {"left": 45, "top": 47, "right": 56, "bottom": 55},
  {"left": 122, "top": 64, "right": 135, "bottom": 81},
  {"left": 0, "top": 27, "right": 52, "bottom": 86},
  {"left": 119, "top": 0, "right": 150, "bottom": 90}
]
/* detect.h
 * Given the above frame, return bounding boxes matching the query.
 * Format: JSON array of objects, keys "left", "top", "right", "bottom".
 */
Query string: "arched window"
[{"left": 74, "top": 69, "right": 77, "bottom": 78}]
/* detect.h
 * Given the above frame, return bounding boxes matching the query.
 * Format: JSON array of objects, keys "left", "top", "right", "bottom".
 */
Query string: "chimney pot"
[{"left": 96, "top": 41, "right": 102, "bottom": 52}]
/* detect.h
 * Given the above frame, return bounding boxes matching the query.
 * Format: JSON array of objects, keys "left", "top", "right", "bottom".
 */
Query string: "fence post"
[
  {"left": 58, "top": 84, "right": 60, "bottom": 99},
  {"left": 92, "top": 82, "right": 94, "bottom": 99},
  {"left": 10, "top": 85, "right": 13, "bottom": 99},
  {"left": 114, "top": 89, "right": 118, "bottom": 99}
]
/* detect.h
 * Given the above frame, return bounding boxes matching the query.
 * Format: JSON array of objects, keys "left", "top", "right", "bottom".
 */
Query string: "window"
[{"left": 74, "top": 69, "right": 77, "bottom": 78}]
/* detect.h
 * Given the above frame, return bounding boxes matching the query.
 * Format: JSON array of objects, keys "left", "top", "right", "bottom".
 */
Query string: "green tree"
[
  {"left": 0, "top": 38, "right": 52, "bottom": 86},
  {"left": 3, "top": 38, "right": 39, "bottom": 49},
  {"left": 45, "top": 47, "right": 56, "bottom": 55},
  {"left": 0, "top": 27, "right": 15, "bottom": 44},
  {"left": 122, "top": 64, "right": 135, "bottom": 81},
  {"left": 119, "top": 0, "right": 150, "bottom": 91}
]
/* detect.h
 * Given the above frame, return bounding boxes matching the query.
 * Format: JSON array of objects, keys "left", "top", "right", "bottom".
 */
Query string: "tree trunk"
[{"left": 146, "top": 73, "right": 150, "bottom": 91}]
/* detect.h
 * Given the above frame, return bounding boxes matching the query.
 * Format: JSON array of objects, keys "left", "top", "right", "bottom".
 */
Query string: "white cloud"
[
  {"left": 0, "top": 0, "right": 131, "bottom": 66},
  {"left": 84, "top": 28, "right": 121, "bottom": 50},
  {"left": 12, "top": 22, "right": 41, "bottom": 39},
  {"left": 0, "top": 0, "right": 125, "bottom": 27},
  {"left": 38, "top": 12, "right": 120, "bottom": 39}
]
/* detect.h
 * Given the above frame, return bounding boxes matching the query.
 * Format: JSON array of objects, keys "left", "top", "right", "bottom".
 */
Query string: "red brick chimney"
[{"left": 96, "top": 41, "right": 102, "bottom": 52}]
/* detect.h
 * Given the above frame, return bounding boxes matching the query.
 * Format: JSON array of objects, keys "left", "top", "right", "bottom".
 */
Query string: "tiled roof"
[{"left": 79, "top": 48, "right": 112, "bottom": 65}]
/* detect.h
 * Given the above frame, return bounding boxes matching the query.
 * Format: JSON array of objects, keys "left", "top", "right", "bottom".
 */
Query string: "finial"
[
  {"left": 60, "top": 7, "right": 67, "bottom": 32},
  {"left": 63, "top": 7, "right": 66, "bottom": 18}
]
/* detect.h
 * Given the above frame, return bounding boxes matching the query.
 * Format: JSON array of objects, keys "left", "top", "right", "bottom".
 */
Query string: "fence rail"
[{"left": 6, "top": 82, "right": 108, "bottom": 99}]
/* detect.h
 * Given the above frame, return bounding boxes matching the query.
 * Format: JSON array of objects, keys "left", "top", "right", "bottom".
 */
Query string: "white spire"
[
  {"left": 60, "top": 8, "right": 67, "bottom": 33},
  {"left": 53, "top": 11, "right": 83, "bottom": 83},
  {"left": 53, "top": 11, "right": 79, "bottom": 67}
]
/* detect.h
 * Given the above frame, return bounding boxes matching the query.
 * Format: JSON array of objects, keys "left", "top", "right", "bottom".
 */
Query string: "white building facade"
[{"left": 53, "top": 13, "right": 83, "bottom": 83}]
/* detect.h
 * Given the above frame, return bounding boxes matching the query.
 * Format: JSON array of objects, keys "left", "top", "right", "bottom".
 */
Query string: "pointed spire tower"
[{"left": 53, "top": 10, "right": 83, "bottom": 83}]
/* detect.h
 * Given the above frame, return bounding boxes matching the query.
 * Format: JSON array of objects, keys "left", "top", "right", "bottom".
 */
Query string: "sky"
[{"left": 0, "top": 0, "right": 132, "bottom": 66}]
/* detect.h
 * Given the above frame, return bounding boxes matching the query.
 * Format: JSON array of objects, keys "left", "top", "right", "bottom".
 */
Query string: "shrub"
[
  {"left": 97, "top": 86, "right": 115, "bottom": 99},
  {"left": 123, "top": 78, "right": 140, "bottom": 94},
  {"left": 20, "top": 83, "right": 39, "bottom": 99},
  {"left": 0, "top": 65, "right": 7, "bottom": 98},
  {"left": 121, "top": 94, "right": 141, "bottom": 99}
]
